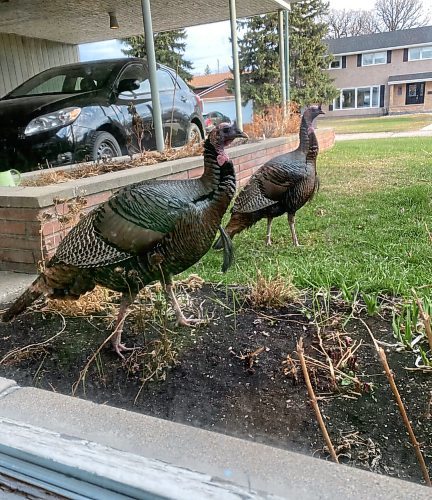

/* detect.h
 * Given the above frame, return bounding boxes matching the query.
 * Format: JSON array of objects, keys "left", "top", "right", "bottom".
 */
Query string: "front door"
[{"left": 405, "top": 82, "right": 425, "bottom": 105}]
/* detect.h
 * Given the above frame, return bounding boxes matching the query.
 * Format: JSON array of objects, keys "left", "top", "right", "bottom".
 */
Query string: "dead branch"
[
  {"left": 296, "top": 338, "right": 339, "bottom": 463},
  {"left": 0, "top": 312, "right": 66, "bottom": 365},
  {"left": 360, "top": 318, "right": 431, "bottom": 486}
]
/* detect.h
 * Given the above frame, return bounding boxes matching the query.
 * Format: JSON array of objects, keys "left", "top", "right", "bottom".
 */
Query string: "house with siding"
[
  {"left": 324, "top": 26, "right": 432, "bottom": 116},
  {"left": 0, "top": 33, "right": 78, "bottom": 98},
  {"left": 191, "top": 72, "right": 254, "bottom": 124}
]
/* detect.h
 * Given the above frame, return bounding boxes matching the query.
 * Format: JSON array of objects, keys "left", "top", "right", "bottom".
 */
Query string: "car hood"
[{"left": 0, "top": 93, "right": 97, "bottom": 128}]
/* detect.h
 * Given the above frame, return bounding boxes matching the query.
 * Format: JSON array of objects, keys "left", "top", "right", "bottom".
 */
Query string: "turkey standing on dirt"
[
  {"left": 214, "top": 105, "right": 324, "bottom": 248},
  {"left": 2, "top": 123, "right": 247, "bottom": 357}
]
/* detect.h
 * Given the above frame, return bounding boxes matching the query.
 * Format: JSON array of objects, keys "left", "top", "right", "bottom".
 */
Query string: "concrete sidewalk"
[{"left": 336, "top": 128, "right": 432, "bottom": 141}]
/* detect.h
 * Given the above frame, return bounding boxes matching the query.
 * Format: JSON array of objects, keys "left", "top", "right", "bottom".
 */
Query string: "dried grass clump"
[
  {"left": 246, "top": 270, "right": 298, "bottom": 308},
  {"left": 40, "top": 274, "right": 205, "bottom": 319},
  {"left": 22, "top": 140, "right": 204, "bottom": 187},
  {"left": 43, "top": 286, "right": 118, "bottom": 317},
  {"left": 243, "top": 103, "right": 301, "bottom": 141}
]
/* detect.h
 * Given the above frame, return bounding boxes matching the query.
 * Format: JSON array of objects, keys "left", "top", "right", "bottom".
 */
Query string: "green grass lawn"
[
  {"left": 186, "top": 137, "right": 432, "bottom": 297},
  {"left": 320, "top": 114, "right": 432, "bottom": 134}
]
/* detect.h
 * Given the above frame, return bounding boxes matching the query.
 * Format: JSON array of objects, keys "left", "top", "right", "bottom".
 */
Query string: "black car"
[
  {"left": 203, "top": 111, "right": 231, "bottom": 132},
  {"left": 0, "top": 58, "right": 205, "bottom": 172}
]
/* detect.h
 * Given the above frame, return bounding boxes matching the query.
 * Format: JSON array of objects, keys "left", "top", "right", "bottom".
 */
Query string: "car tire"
[
  {"left": 187, "top": 123, "right": 202, "bottom": 143},
  {"left": 90, "top": 132, "right": 122, "bottom": 161}
]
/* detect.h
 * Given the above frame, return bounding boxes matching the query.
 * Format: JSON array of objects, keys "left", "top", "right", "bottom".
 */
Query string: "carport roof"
[
  {"left": 388, "top": 71, "right": 432, "bottom": 84},
  {"left": 0, "top": 0, "right": 291, "bottom": 45}
]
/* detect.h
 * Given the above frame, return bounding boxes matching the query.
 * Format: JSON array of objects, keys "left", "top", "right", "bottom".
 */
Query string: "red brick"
[
  {"left": 0, "top": 235, "right": 40, "bottom": 250},
  {"left": 0, "top": 207, "right": 40, "bottom": 221},
  {"left": 238, "top": 168, "right": 253, "bottom": 181},
  {"left": 85, "top": 192, "right": 111, "bottom": 207},
  {"left": 168, "top": 171, "right": 189, "bottom": 180},
  {"left": 0, "top": 221, "right": 26, "bottom": 236},
  {"left": 0, "top": 248, "right": 35, "bottom": 264},
  {"left": 239, "top": 177, "right": 250, "bottom": 188},
  {"left": 187, "top": 166, "right": 204, "bottom": 179}
]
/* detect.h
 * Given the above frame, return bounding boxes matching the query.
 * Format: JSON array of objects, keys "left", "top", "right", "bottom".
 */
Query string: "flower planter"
[{"left": 0, "top": 130, "right": 335, "bottom": 273}]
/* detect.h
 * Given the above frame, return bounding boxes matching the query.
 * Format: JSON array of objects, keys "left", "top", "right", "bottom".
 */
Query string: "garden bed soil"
[{"left": 0, "top": 283, "right": 431, "bottom": 486}]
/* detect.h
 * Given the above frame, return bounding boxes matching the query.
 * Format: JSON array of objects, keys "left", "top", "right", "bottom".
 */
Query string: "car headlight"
[{"left": 24, "top": 107, "right": 81, "bottom": 136}]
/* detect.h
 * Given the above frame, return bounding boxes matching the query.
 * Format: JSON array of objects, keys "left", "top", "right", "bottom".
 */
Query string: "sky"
[{"left": 79, "top": 0, "right": 428, "bottom": 75}]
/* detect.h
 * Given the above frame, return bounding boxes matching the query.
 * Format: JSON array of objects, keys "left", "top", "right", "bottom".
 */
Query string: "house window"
[
  {"left": 342, "top": 89, "right": 355, "bottom": 108},
  {"left": 329, "top": 56, "right": 342, "bottom": 69},
  {"left": 333, "top": 86, "right": 380, "bottom": 110},
  {"left": 408, "top": 45, "right": 432, "bottom": 60},
  {"left": 362, "top": 52, "right": 386, "bottom": 66}
]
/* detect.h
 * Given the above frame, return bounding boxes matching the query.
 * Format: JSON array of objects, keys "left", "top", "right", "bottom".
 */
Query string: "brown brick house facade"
[{"left": 324, "top": 26, "right": 432, "bottom": 116}]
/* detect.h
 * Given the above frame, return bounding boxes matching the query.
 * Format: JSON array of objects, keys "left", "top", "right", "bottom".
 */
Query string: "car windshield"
[{"left": 7, "top": 61, "right": 120, "bottom": 97}]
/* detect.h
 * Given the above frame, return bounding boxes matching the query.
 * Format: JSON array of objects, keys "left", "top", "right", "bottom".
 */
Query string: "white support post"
[
  {"left": 141, "top": 0, "right": 164, "bottom": 151},
  {"left": 229, "top": 0, "right": 243, "bottom": 130},
  {"left": 284, "top": 9, "right": 290, "bottom": 104},
  {"left": 278, "top": 10, "right": 287, "bottom": 116}
]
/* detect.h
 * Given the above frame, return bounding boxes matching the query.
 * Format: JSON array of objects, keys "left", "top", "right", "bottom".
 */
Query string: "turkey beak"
[{"left": 235, "top": 128, "right": 248, "bottom": 139}]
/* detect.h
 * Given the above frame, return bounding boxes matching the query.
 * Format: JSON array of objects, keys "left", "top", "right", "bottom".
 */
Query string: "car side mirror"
[{"left": 117, "top": 79, "right": 140, "bottom": 94}]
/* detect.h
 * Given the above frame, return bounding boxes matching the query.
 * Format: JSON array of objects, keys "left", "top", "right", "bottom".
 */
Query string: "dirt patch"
[{"left": 0, "top": 284, "right": 431, "bottom": 485}]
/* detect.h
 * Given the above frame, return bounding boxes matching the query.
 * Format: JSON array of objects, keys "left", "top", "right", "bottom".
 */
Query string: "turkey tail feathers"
[
  {"left": 218, "top": 225, "right": 234, "bottom": 273},
  {"left": 213, "top": 234, "right": 223, "bottom": 250},
  {"left": 2, "top": 277, "right": 45, "bottom": 323}
]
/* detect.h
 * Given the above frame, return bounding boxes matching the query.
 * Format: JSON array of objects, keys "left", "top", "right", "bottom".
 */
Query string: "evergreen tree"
[
  {"left": 289, "top": 0, "right": 338, "bottom": 105},
  {"left": 204, "top": 64, "right": 212, "bottom": 75},
  {"left": 122, "top": 30, "right": 193, "bottom": 82},
  {"left": 232, "top": 1, "right": 337, "bottom": 109},
  {"left": 232, "top": 14, "right": 281, "bottom": 111}
]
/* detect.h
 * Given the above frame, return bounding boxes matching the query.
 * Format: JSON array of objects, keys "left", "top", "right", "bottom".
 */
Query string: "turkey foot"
[
  {"left": 165, "top": 283, "right": 203, "bottom": 328},
  {"left": 176, "top": 314, "right": 203, "bottom": 328},
  {"left": 112, "top": 341, "right": 137, "bottom": 359},
  {"left": 110, "top": 292, "right": 137, "bottom": 359}
]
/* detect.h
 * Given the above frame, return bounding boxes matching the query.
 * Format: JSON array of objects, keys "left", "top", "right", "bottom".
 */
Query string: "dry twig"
[
  {"left": 360, "top": 318, "right": 431, "bottom": 486},
  {"left": 0, "top": 312, "right": 66, "bottom": 365},
  {"left": 296, "top": 338, "right": 339, "bottom": 463}
]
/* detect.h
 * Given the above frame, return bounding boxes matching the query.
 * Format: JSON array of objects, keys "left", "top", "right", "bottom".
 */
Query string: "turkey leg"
[
  {"left": 165, "top": 283, "right": 202, "bottom": 327},
  {"left": 288, "top": 213, "right": 300, "bottom": 247},
  {"left": 111, "top": 292, "right": 137, "bottom": 358},
  {"left": 266, "top": 217, "right": 273, "bottom": 246}
]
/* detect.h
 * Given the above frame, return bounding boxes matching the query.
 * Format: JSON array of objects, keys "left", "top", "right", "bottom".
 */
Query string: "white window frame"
[
  {"left": 332, "top": 86, "right": 381, "bottom": 110},
  {"left": 408, "top": 45, "right": 432, "bottom": 61},
  {"left": 329, "top": 56, "right": 343, "bottom": 70},
  {"left": 361, "top": 51, "right": 386, "bottom": 66}
]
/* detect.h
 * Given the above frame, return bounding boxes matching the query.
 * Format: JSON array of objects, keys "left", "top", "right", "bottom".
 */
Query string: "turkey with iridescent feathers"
[
  {"left": 214, "top": 105, "right": 324, "bottom": 248},
  {"left": 2, "top": 123, "right": 247, "bottom": 357}
]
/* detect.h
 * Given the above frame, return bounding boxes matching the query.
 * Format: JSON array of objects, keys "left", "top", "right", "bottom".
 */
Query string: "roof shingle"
[
  {"left": 326, "top": 25, "right": 432, "bottom": 55},
  {"left": 190, "top": 72, "right": 232, "bottom": 89}
]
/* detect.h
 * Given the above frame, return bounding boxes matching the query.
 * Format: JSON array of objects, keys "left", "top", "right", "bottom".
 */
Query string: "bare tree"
[
  {"left": 325, "top": 9, "right": 379, "bottom": 38},
  {"left": 375, "top": 0, "right": 430, "bottom": 31}
]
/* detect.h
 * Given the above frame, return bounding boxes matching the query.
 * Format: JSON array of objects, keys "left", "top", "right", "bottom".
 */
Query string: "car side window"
[
  {"left": 118, "top": 64, "right": 150, "bottom": 99},
  {"left": 27, "top": 74, "right": 66, "bottom": 95},
  {"left": 157, "top": 69, "right": 175, "bottom": 92}
]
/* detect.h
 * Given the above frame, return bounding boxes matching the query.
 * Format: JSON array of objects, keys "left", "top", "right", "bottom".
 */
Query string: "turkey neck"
[
  {"left": 200, "top": 140, "right": 236, "bottom": 202},
  {"left": 298, "top": 115, "right": 312, "bottom": 153},
  {"left": 306, "top": 127, "right": 319, "bottom": 164}
]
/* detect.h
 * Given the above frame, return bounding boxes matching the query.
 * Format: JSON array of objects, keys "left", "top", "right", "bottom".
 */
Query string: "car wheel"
[
  {"left": 90, "top": 132, "right": 122, "bottom": 161},
  {"left": 187, "top": 123, "right": 202, "bottom": 143}
]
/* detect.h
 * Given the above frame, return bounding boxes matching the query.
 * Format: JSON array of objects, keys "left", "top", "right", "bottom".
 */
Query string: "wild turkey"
[
  {"left": 2, "top": 123, "right": 247, "bottom": 357},
  {"left": 214, "top": 105, "right": 324, "bottom": 248}
]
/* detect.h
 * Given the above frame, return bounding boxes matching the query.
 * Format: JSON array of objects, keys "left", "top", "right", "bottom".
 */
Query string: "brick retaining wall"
[{"left": 0, "top": 129, "right": 334, "bottom": 273}]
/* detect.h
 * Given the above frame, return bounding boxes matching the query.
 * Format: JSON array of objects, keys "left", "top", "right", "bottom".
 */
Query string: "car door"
[
  {"left": 114, "top": 63, "right": 155, "bottom": 152},
  {"left": 156, "top": 68, "right": 189, "bottom": 147}
]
